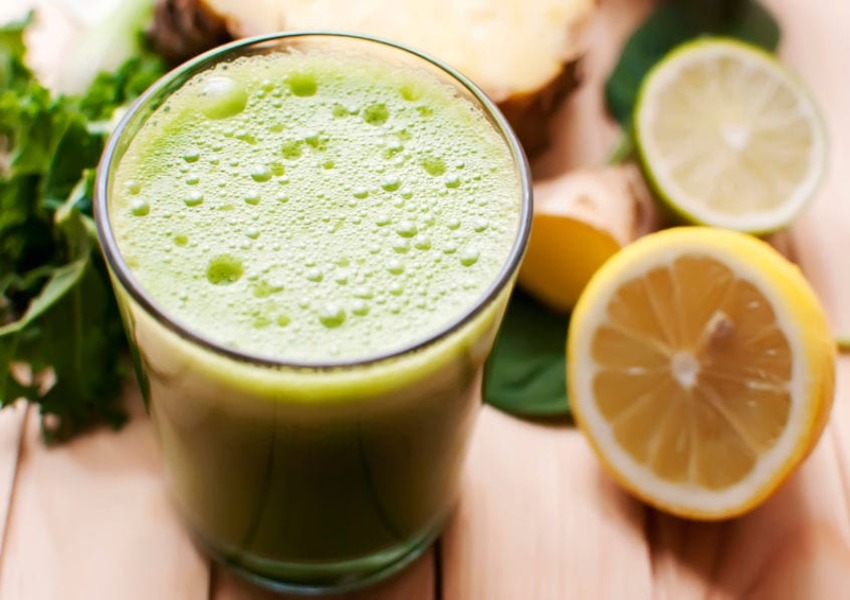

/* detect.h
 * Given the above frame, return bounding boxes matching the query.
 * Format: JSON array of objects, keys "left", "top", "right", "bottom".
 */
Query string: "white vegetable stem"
[{"left": 10, "top": 0, "right": 154, "bottom": 95}]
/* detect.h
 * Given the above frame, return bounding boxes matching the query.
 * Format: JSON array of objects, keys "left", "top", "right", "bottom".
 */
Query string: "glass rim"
[{"left": 94, "top": 31, "right": 533, "bottom": 371}]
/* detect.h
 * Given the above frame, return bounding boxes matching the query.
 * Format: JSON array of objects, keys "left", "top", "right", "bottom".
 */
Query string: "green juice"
[{"left": 100, "top": 35, "right": 527, "bottom": 591}]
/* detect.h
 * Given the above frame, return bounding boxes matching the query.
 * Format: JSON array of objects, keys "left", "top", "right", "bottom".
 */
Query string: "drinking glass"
[{"left": 95, "top": 32, "right": 531, "bottom": 594}]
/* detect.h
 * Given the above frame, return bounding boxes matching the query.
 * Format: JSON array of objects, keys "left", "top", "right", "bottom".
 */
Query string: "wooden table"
[{"left": 1, "top": 0, "right": 848, "bottom": 598}]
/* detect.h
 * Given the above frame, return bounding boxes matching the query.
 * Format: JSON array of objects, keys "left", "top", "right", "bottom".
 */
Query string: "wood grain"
[
  {"left": 442, "top": 408, "right": 654, "bottom": 599},
  {"left": 0, "top": 391, "right": 208, "bottom": 600},
  {"left": 767, "top": 0, "right": 850, "bottom": 343},
  {"left": 0, "top": 403, "right": 27, "bottom": 559}
]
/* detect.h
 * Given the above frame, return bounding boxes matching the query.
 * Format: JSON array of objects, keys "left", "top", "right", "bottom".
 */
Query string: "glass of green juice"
[{"left": 95, "top": 32, "right": 531, "bottom": 594}]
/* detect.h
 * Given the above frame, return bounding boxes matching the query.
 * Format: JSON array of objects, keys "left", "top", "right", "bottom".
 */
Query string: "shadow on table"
[
  {"left": 208, "top": 549, "right": 435, "bottom": 600},
  {"left": 634, "top": 467, "right": 850, "bottom": 599}
]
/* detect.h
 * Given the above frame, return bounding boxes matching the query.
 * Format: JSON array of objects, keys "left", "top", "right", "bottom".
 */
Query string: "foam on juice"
[{"left": 111, "top": 49, "right": 521, "bottom": 362}]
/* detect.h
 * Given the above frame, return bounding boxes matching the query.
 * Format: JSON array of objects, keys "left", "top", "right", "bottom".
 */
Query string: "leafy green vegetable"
[
  {"left": 0, "top": 15, "right": 165, "bottom": 441},
  {"left": 483, "top": 290, "right": 571, "bottom": 419},
  {"left": 605, "top": 0, "right": 780, "bottom": 126}
]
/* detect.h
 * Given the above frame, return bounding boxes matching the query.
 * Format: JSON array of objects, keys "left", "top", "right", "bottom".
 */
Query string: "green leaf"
[
  {"left": 605, "top": 0, "right": 781, "bottom": 126},
  {"left": 0, "top": 16, "right": 165, "bottom": 440},
  {"left": 483, "top": 289, "right": 571, "bottom": 419},
  {"left": 0, "top": 14, "right": 31, "bottom": 93},
  {"left": 42, "top": 117, "right": 102, "bottom": 210},
  {"left": 0, "top": 210, "right": 126, "bottom": 441},
  {"left": 79, "top": 51, "right": 167, "bottom": 123}
]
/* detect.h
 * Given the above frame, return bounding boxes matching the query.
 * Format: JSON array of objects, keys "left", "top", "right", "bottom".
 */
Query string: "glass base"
[{"left": 202, "top": 528, "right": 439, "bottom": 596}]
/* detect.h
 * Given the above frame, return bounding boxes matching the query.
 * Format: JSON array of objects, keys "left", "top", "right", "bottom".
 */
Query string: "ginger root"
[{"left": 518, "top": 165, "right": 657, "bottom": 312}]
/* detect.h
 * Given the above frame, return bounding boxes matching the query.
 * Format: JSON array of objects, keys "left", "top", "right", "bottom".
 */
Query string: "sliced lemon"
[
  {"left": 634, "top": 38, "right": 826, "bottom": 234},
  {"left": 568, "top": 227, "right": 835, "bottom": 519}
]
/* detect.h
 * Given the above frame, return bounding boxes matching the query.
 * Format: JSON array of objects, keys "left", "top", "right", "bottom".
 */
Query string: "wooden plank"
[
  {"left": 769, "top": 0, "right": 850, "bottom": 342},
  {"left": 442, "top": 408, "right": 654, "bottom": 599},
  {"left": 212, "top": 548, "right": 434, "bottom": 600},
  {"left": 0, "top": 403, "right": 28, "bottom": 559},
  {"left": 0, "top": 390, "right": 209, "bottom": 600}
]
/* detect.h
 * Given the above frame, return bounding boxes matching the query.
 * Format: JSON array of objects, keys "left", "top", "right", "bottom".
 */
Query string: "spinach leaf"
[
  {"left": 484, "top": 290, "right": 571, "bottom": 419},
  {"left": 606, "top": 0, "right": 780, "bottom": 126}
]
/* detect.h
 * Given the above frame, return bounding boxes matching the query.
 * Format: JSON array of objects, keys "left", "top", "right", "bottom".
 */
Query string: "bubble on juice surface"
[
  {"left": 421, "top": 156, "right": 446, "bottom": 176},
  {"left": 413, "top": 235, "right": 431, "bottom": 250},
  {"left": 281, "top": 140, "right": 303, "bottom": 160},
  {"left": 387, "top": 259, "right": 404, "bottom": 275},
  {"left": 444, "top": 174, "right": 461, "bottom": 189},
  {"left": 250, "top": 165, "right": 273, "bottom": 182},
  {"left": 460, "top": 247, "right": 480, "bottom": 266},
  {"left": 287, "top": 72, "right": 318, "bottom": 97},
  {"left": 125, "top": 180, "right": 141, "bottom": 195},
  {"left": 395, "top": 220, "right": 417, "bottom": 238},
  {"left": 472, "top": 217, "right": 489, "bottom": 232},
  {"left": 319, "top": 303, "right": 346, "bottom": 328},
  {"left": 206, "top": 255, "right": 244, "bottom": 285},
  {"left": 306, "top": 268, "right": 323, "bottom": 282},
  {"left": 245, "top": 193, "right": 261, "bottom": 205},
  {"left": 131, "top": 198, "right": 150, "bottom": 216},
  {"left": 363, "top": 103, "right": 390, "bottom": 126},
  {"left": 199, "top": 76, "right": 248, "bottom": 120},
  {"left": 184, "top": 191, "right": 204, "bottom": 207},
  {"left": 253, "top": 279, "right": 282, "bottom": 298},
  {"left": 351, "top": 300, "right": 370, "bottom": 316},
  {"left": 381, "top": 176, "right": 401, "bottom": 192},
  {"left": 182, "top": 148, "right": 201, "bottom": 162},
  {"left": 305, "top": 132, "right": 327, "bottom": 150}
]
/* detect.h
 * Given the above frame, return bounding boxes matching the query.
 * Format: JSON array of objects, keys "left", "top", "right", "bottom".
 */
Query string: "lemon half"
[
  {"left": 568, "top": 227, "right": 835, "bottom": 519},
  {"left": 635, "top": 39, "right": 827, "bottom": 234}
]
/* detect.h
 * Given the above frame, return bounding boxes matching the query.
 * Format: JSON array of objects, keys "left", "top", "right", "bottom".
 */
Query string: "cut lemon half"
[
  {"left": 634, "top": 39, "right": 827, "bottom": 234},
  {"left": 568, "top": 227, "right": 835, "bottom": 519}
]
